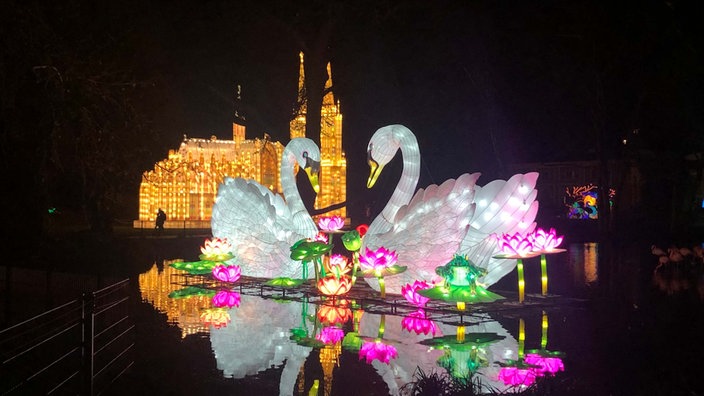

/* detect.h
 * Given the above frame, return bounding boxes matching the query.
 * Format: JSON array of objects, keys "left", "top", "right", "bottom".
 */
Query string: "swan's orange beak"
[
  {"left": 367, "top": 158, "right": 383, "bottom": 188},
  {"left": 304, "top": 160, "right": 320, "bottom": 194}
]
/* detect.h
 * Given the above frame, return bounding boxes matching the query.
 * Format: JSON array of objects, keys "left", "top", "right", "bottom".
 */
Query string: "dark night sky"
[
  {"left": 140, "top": 1, "right": 702, "bottom": 179},
  {"left": 5, "top": 0, "right": 702, "bottom": 223}
]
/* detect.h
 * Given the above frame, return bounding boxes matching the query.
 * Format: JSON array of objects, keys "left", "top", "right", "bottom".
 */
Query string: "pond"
[{"left": 117, "top": 241, "right": 687, "bottom": 396}]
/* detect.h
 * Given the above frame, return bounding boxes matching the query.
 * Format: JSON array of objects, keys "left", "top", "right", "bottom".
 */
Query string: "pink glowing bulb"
[
  {"left": 359, "top": 247, "right": 399, "bottom": 273},
  {"left": 316, "top": 326, "right": 345, "bottom": 344},
  {"left": 496, "top": 232, "right": 534, "bottom": 257},
  {"left": 497, "top": 366, "right": 537, "bottom": 386},
  {"left": 211, "top": 290, "right": 241, "bottom": 308},
  {"left": 401, "top": 280, "right": 432, "bottom": 307},
  {"left": 318, "top": 216, "right": 345, "bottom": 232},
  {"left": 212, "top": 265, "right": 241, "bottom": 283},
  {"left": 529, "top": 228, "right": 564, "bottom": 252},
  {"left": 359, "top": 341, "right": 398, "bottom": 364},
  {"left": 401, "top": 309, "right": 438, "bottom": 336}
]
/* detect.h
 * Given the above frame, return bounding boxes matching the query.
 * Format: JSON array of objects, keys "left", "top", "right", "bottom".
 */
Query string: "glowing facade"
[
  {"left": 290, "top": 52, "right": 347, "bottom": 220},
  {"left": 136, "top": 51, "right": 347, "bottom": 228},
  {"left": 135, "top": 124, "right": 284, "bottom": 228}
]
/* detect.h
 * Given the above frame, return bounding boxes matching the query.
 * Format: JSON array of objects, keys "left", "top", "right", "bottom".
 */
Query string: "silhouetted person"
[{"left": 155, "top": 208, "right": 166, "bottom": 231}]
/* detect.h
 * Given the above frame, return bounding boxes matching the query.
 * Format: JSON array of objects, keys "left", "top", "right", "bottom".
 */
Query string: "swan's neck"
[
  {"left": 281, "top": 149, "right": 306, "bottom": 214},
  {"left": 370, "top": 131, "right": 420, "bottom": 234}
]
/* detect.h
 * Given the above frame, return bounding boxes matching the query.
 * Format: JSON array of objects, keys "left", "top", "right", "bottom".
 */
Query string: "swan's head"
[
  {"left": 367, "top": 125, "right": 413, "bottom": 188},
  {"left": 287, "top": 138, "right": 321, "bottom": 193}
]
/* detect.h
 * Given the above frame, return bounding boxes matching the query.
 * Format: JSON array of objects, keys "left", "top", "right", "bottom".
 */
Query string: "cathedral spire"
[{"left": 290, "top": 52, "right": 307, "bottom": 140}]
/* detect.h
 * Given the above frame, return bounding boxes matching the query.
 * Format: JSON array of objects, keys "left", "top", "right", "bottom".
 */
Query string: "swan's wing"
[
  {"left": 459, "top": 172, "right": 540, "bottom": 286},
  {"left": 211, "top": 177, "right": 314, "bottom": 279},
  {"left": 363, "top": 173, "right": 480, "bottom": 294}
]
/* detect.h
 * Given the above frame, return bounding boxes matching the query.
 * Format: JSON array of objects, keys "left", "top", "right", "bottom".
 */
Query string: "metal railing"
[{"left": 0, "top": 279, "right": 134, "bottom": 395}]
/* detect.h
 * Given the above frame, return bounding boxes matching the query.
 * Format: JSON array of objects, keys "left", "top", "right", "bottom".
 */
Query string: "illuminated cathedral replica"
[{"left": 134, "top": 52, "right": 347, "bottom": 228}]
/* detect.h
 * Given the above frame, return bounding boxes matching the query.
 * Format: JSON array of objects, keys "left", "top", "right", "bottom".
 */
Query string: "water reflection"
[
  {"left": 138, "top": 263, "right": 569, "bottom": 395},
  {"left": 568, "top": 242, "right": 598, "bottom": 286}
]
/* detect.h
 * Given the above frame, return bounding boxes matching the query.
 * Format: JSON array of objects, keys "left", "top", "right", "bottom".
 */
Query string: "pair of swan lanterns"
[{"left": 192, "top": 124, "right": 563, "bottom": 304}]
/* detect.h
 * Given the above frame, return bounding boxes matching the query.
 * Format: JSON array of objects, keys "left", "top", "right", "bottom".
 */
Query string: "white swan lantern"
[
  {"left": 211, "top": 137, "right": 321, "bottom": 279},
  {"left": 362, "top": 125, "right": 539, "bottom": 295}
]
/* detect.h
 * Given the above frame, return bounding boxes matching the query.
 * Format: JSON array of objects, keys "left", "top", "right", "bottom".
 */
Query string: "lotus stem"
[
  {"left": 378, "top": 314, "right": 386, "bottom": 339},
  {"left": 351, "top": 252, "right": 360, "bottom": 285},
  {"left": 303, "top": 260, "right": 309, "bottom": 280},
  {"left": 540, "top": 254, "right": 548, "bottom": 296},
  {"left": 541, "top": 310, "right": 548, "bottom": 349},
  {"left": 378, "top": 276, "right": 386, "bottom": 299},
  {"left": 517, "top": 258, "right": 525, "bottom": 303},
  {"left": 518, "top": 318, "right": 525, "bottom": 358}
]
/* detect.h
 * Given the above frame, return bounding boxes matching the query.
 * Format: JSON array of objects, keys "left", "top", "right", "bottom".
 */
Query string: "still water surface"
[{"left": 134, "top": 242, "right": 606, "bottom": 395}]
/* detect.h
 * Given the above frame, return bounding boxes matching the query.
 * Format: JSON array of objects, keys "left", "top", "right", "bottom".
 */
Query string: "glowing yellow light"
[
  {"left": 456, "top": 325, "right": 465, "bottom": 343},
  {"left": 456, "top": 301, "right": 466, "bottom": 311},
  {"left": 541, "top": 311, "right": 548, "bottom": 349},
  {"left": 517, "top": 259, "right": 525, "bottom": 303},
  {"left": 518, "top": 318, "right": 525, "bottom": 358}
]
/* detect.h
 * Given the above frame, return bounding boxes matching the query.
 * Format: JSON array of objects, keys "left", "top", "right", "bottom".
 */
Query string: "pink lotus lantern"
[
  {"left": 401, "top": 280, "right": 432, "bottom": 307},
  {"left": 524, "top": 353, "right": 565, "bottom": 375},
  {"left": 212, "top": 264, "right": 241, "bottom": 283},
  {"left": 497, "top": 366, "right": 537, "bottom": 387},
  {"left": 316, "top": 326, "right": 345, "bottom": 344},
  {"left": 318, "top": 216, "right": 345, "bottom": 232},
  {"left": 359, "top": 340, "right": 398, "bottom": 365},
  {"left": 496, "top": 232, "right": 536, "bottom": 258},
  {"left": 401, "top": 309, "right": 438, "bottom": 336},
  {"left": 529, "top": 228, "right": 564, "bottom": 253},
  {"left": 199, "top": 237, "right": 234, "bottom": 262},
  {"left": 527, "top": 227, "right": 567, "bottom": 296},
  {"left": 359, "top": 246, "right": 405, "bottom": 298},
  {"left": 211, "top": 290, "right": 241, "bottom": 308},
  {"left": 494, "top": 232, "right": 538, "bottom": 303}
]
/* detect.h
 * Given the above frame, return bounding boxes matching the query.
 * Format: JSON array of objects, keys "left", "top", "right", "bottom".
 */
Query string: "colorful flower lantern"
[
  {"left": 316, "top": 326, "right": 345, "bottom": 344},
  {"left": 317, "top": 275, "right": 353, "bottom": 297},
  {"left": 401, "top": 309, "right": 438, "bottom": 336},
  {"left": 199, "top": 237, "right": 234, "bottom": 262},
  {"left": 318, "top": 301, "right": 352, "bottom": 326},
  {"left": 318, "top": 216, "right": 345, "bottom": 232},
  {"left": 493, "top": 232, "right": 539, "bottom": 303},
  {"left": 211, "top": 290, "right": 241, "bottom": 308},
  {"left": 359, "top": 340, "right": 398, "bottom": 365},
  {"left": 401, "top": 280, "right": 432, "bottom": 307},
  {"left": 359, "top": 246, "right": 406, "bottom": 298},
  {"left": 200, "top": 307, "right": 231, "bottom": 329},
  {"left": 211, "top": 264, "right": 241, "bottom": 283},
  {"left": 528, "top": 228, "right": 566, "bottom": 296}
]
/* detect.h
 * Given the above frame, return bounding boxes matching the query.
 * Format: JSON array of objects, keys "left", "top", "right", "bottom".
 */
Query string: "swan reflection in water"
[
  {"left": 207, "top": 295, "right": 520, "bottom": 395},
  {"left": 140, "top": 263, "right": 538, "bottom": 395}
]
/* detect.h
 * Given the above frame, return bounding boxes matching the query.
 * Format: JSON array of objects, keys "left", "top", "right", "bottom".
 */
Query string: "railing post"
[{"left": 82, "top": 292, "right": 95, "bottom": 396}]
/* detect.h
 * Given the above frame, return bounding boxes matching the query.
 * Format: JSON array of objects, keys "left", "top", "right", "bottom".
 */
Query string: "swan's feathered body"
[
  {"left": 460, "top": 173, "right": 540, "bottom": 286},
  {"left": 362, "top": 125, "right": 479, "bottom": 294},
  {"left": 211, "top": 138, "right": 320, "bottom": 279},
  {"left": 362, "top": 125, "right": 540, "bottom": 294}
]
